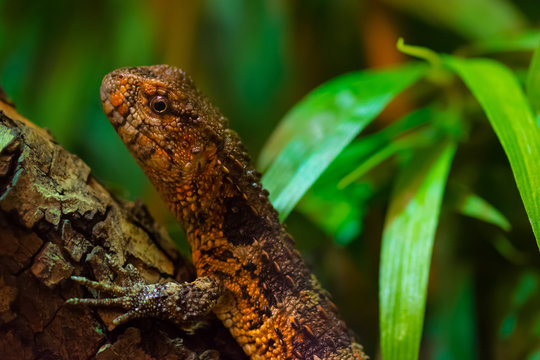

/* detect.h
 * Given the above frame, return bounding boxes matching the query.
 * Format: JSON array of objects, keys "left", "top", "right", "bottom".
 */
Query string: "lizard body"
[{"left": 71, "top": 65, "right": 366, "bottom": 360}]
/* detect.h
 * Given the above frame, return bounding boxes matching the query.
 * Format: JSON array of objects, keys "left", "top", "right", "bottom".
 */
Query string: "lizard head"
[
  {"left": 100, "top": 65, "right": 270, "bottom": 228},
  {"left": 100, "top": 65, "right": 229, "bottom": 191}
]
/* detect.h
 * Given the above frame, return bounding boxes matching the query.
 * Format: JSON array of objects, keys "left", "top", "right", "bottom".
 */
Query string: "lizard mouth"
[{"left": 100, "top": 71, "right": 132, "bottom": 129}]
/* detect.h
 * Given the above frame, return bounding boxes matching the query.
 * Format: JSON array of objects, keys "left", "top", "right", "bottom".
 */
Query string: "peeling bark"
[{"left": 0, "top": 96, "right": 246, "bottom": 360}]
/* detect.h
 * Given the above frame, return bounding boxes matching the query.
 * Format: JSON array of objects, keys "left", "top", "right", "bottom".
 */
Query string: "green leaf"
[
  {"left": 500, "top": 272, "right": 539, "bottom": 340},
  {"left": 338, "top": 125, "right": 437, "bottom": 189},
  {"left": 471, "top": 30, "right": 540, "bottom": 54},
  {"left": 298, "top": 181, "right": 372, "bottom": 245},
  {"left": 526, "top": 38, "right": 540, "bottom": 124},
  {"left": 296, "top": 107, "right": 434, "bottom": 244},
  {"left": 491, "top": 235, "right": 529, "bottom": 265},
  {"left": 444, "top": 56, "right": 540, "bottom": 249},
  {"left": 379, "top": 140, "right": 456, "bottom": 360},
  {"left": 337, "top": 103, "right": 466, "bottom": 189},
  {"left": 381, "top": 0, "right": 526, "bottom": 40},
  {"left": 314, "top": 106, "right": 435, "bottom": 185},
  {"left": 449, "top": 186, "right": 512, "bottom": 231},
  {"left": 259, "top": 64, "right": 426, "bottom": 220}
]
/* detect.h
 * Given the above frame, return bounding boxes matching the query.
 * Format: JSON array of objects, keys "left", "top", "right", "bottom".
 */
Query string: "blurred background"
[{"left": 1, "top": 1, "right": 540, "bottom": 358}]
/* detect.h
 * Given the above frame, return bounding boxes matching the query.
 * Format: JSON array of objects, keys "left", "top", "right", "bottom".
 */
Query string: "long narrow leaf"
[
  {"left": 472, "top": 30, "right": 540, "bottom": 54},
  {"left": 380, "top": 140, "right": 456, "bottom": 360},
  {"left": 338, "top": 126, "right": 437, "bottom": 189},
  {"left": 296, "top": 107, "right": 434, "bottom": 244},
  {"left": 526, "top": 39, "right": 540, "bottom": 122},
  {"left": 445, "top": 56, "right": 540, "bottom": 248},
  {"left": 260, "top": 64, "right": 426, "bottom": 219},
  {"left": 381, "top": 0, "right": 525, "bottom": 41},
  {"left": 449, "top": 186, "right": 512, "bottom": 231},
  {"left": 312, "top": 106, "right": 435, "bottom": 186},
  {"left": 491, "top": 235, "right": 529, "bottom": 265}
]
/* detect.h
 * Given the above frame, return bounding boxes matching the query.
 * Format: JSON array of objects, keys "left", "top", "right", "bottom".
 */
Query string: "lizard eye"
[{"left": 150, "top": 96, "right": 168, "bottom": 114}]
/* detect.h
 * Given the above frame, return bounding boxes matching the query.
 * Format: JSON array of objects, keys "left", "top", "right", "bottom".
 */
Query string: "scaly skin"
[{"left": 70, "top": 65, "right": 366, "bottom": 360}]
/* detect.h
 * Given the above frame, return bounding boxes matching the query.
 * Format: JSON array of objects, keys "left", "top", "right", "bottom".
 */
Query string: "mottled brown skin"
[{"left": 70, "top": 65, "right": 366, "bottom": 360}]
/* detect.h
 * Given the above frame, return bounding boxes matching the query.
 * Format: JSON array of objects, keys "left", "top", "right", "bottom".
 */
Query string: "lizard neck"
[
  {"left": 183, "top": 175, "right": 278, "bottom": 253},
  {"left": 149, "top": 131, "right": 279, "bottom": 251}
]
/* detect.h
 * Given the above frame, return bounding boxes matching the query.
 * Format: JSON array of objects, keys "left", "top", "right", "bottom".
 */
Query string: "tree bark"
[{"left": 0, "top": 93, "right": 246, "bottom": 360}]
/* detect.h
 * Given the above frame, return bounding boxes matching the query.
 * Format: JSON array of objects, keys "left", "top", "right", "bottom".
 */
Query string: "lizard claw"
[
  {"left": 67, "top": 275, "right": 223, "bottom": 327},
  {"left": 66, "top": 274, "right": 148, "bottom": 324},
  {"left": 69, "top": 276, "right": 128, "bottom": 295}
]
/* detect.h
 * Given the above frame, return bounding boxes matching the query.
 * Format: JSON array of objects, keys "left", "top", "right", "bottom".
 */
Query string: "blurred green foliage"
[{"left": 1, "top": 0, "right": 540, "bottom": 359}]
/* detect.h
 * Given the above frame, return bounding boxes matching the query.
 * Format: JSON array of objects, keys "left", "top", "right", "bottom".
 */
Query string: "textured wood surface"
[{"left": 0, "top": 94, "right": 245, "bottom": 360}]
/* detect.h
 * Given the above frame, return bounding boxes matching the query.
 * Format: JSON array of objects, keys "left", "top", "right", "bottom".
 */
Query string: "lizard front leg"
[{"left": 67, "top": 274, "right": 223, "bottom": 328}]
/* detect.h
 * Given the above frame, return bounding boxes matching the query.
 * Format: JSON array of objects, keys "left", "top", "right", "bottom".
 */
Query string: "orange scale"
[
  {"left": 109, "top": 91, "right": 124, "bottom": 107},
  {"left": 118, "top": 103, "right": 129, "bottom": 116},
  {"left": 142, "top": 83, "right": 156, "bottom": 95}
]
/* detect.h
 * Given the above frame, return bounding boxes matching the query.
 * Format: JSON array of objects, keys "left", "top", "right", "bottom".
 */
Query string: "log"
[{"left": 0, "top": 92, "right": 246, "bottom": 360}]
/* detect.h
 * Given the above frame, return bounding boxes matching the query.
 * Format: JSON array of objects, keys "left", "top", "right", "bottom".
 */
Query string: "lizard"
[{"left": 68, "top": 65, "right": 367, "bottom": 360}]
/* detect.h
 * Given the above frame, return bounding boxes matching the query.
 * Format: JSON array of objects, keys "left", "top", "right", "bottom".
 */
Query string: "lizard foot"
[{"left": 67, "top": 272, "right": 223, "bottom": 326}]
